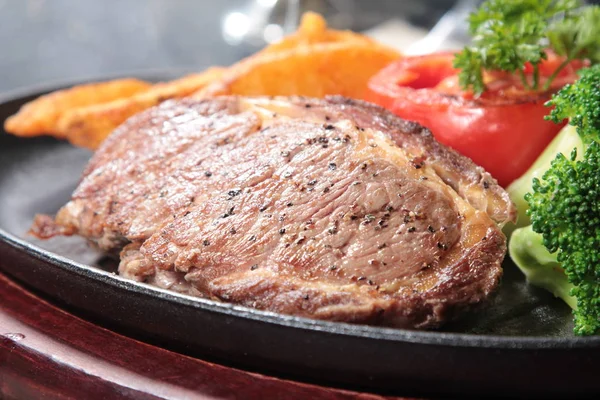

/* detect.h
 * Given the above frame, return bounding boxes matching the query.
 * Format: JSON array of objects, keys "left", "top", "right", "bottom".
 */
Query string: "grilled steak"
[{"left": 33, "top": 96, "right": 515, "bottom": 329}]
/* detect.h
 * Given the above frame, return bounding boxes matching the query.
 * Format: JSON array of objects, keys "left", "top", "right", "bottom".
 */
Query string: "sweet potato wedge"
[
  {"left": 195, "top": 41, "right": 400, "bottom": 99},
  {"left": 4, "top": 12, "right": 400, "bottom": 150},
  {"left": 57, "top": 68, "right": 224, "bottom": 149},
  {"left": 257, "top": 12, "right": 374, "bottom": 55},
  {"left": 4, "top": 78, "right": 151, "bottom": 138}
]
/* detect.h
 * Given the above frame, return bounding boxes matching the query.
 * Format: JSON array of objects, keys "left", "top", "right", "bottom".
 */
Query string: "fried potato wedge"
[
  {"left": 4, "top": 78, "right": 151, "bottom": 138},
  {"left": 4, "top": 12, "right": 400, "bottom": 150},
  {"left": 196, "top": 12, "right": 400, "bottom": 99},
  {"left": 57, "top": 68, "right": 224, "bottom": 149},
  {"left": 258, "top": 12, "right": 373, "bottom": 55},
  {"left": 195, "top": 41, "right": 400, "bottom": 99}
]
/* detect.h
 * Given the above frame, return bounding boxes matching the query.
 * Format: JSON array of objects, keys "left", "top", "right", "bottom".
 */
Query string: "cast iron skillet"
[{"left": 1, "top": 74, "right": 599, "bottom": 399}]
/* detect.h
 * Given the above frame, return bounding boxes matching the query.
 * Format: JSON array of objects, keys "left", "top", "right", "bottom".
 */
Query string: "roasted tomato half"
[{"left": 365, "top": 52, "right": 582, "bottom": 186}]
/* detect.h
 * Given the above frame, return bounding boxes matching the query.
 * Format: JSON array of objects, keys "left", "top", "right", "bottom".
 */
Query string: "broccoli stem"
[
  {"left": 504, "top": 125, "right": 582, "bottom": 237},
  {"left": 509, "top": 225, "right": 577, "bottom": 309}
]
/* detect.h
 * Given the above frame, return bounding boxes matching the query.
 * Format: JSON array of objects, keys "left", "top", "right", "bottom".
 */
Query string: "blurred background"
[{"left": 0, "top": 0, "right": 460, "bottom": 93}]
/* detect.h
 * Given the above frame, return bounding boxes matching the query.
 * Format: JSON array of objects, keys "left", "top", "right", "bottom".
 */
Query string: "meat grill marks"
[{"left": 34, "top": 96, "right": 515, "bottom": 329}]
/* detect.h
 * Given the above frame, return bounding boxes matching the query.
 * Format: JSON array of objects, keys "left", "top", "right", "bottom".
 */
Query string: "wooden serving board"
[{"left": 0, "top": 271, "right": 415, "bottom": 400}]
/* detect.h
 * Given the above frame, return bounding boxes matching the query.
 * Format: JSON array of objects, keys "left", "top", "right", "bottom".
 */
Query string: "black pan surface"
[{"left": 1, "top": 75, "right": 599, "bottom": 399}]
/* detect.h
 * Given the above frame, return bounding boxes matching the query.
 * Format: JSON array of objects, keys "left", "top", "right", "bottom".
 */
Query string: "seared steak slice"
[{"left": 34, "top": 96, "right": 515, "bottom": 329}]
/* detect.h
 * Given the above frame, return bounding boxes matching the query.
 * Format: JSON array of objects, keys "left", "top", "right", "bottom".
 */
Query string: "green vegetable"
[
  {"left": 508, "top": 64, "right": 600, "bottom": 335},
  {"left": 505, "top": 124, "right": 582, "bottom": 235},
  {"left": 454, "top": 0, "right": 600, "bottom": 94},
  {"left": 509, "top": 225, "right": 576, "bottom": 309}
]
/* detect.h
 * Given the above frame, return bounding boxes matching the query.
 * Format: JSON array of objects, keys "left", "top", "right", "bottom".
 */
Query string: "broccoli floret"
[
  {"left": 508, "top": 63, "right": 600, "bottom": 335},
  {"left": 546, "top": 66, "right": 600, "bottom": 141},
  {"left": 525, "top": 142, "right": 600, "bottom": 335}
]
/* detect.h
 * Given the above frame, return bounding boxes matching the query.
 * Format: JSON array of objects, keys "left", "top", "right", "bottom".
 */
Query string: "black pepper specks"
[
  {"left": 204, "top": 171, "right": 212, "bottom": 177},
  {"left": 363, "top": 214, "right": 375, "bottom": 224},
  {"left": 279, "top": 228, "right": 286, "bottom": 235},
  {"left": 286, "top": 202, "right": 294, "bottom": 207},
  {"left": 203, "top": 240, "right": 210, "bottom": 246},
  {"left": 483, "top": 180, "right": 490, "bottom": 189},
  {"left": 437, "top": 242, "right": 448, "bottom": 250},
  {"left": 328, "top": 162, "right": 337, "bottom": 170},
  {"left": 427, "top": 225, "right": 435, "bottom": 233},
  {"left": 221, "top": 206, "right": 235, "bottom": 218},
  {"left": 227, "top": 189, "right": 242, "bottom": 198},
  {"left": 408, "top": 226, "right": 416, "bottom": 233},
  {"left": 323, "top": 124, "right": 335, "bottom": 130},
  {"left": 328, "top": 221, "right": 339, "bottom": 235},
  {"left": 250, "top": 264, "right": 258, "bottom": 270}
]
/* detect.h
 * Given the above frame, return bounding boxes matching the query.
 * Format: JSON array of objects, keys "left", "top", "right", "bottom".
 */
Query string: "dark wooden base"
[{"left": 0, "top": 272, "right": 414, "bottom": 399}]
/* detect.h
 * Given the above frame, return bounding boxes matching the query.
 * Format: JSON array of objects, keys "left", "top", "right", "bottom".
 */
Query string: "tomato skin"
[{"left": 365, "top": 52, "right": 579, "bottom": 187}]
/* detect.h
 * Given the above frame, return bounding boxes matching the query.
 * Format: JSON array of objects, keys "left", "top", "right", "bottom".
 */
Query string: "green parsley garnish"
[{"left": 454, "top": 0, "right": 600, "bottom": 94}]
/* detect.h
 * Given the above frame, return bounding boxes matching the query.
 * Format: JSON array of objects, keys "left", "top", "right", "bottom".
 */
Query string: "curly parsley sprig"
[{"left": 454, "top": 0, "right": 600, "bottom": 95}]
